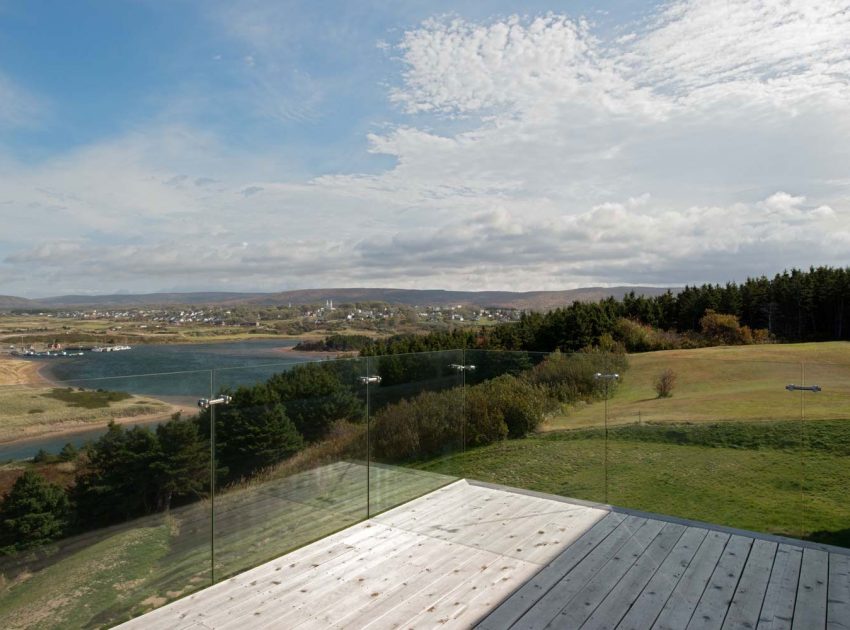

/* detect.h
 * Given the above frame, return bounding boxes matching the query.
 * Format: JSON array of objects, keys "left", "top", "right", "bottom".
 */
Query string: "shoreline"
[
  {"left": 0, "top": 355, "right": 52, "bottom": 387},
  {"left": 276, "top": 346, "right": 356, "bottom": 359},
  {"left": 0, "top": 403, "right": 198, "bottom": 448}
]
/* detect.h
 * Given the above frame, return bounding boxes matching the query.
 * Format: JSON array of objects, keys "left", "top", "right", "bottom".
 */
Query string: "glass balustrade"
[{"left": 2, "top": 348, "right": 848, "bottom": 629}]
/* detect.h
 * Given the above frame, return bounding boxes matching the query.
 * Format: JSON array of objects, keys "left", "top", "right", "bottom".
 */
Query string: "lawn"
[
  {"left": 547, "top": 341, "right": 850, "bottom": 429},
  {"left": 415, "top": 421, "right": 850, "bottom": 547}
]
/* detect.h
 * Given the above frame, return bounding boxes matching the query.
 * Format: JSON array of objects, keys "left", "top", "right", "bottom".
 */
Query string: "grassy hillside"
[
  {"left": 0, "top": 462, "right": 452, "bottom": 629},
  {"left": 548, "top": 342, "right": 850, "bottom": 430}
]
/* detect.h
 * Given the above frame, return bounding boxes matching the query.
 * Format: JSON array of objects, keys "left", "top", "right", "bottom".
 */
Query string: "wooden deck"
[{"left": 118, "top": 479, "right": 850, "bottom": 630}]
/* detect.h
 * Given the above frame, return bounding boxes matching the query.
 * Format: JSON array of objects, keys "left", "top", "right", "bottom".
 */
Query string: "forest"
[{"left": 361, "top": 266, "right": 850, "bottom": 355}]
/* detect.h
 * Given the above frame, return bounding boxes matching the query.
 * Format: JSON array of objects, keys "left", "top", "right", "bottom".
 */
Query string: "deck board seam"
[
  {"left": 716, "top": 533, "right": 758, "bottom": 630},
  {"left": 531, "top": 517, "right": 652, "bottom": 628},
  {"left": 631, "top": 527, "right": 710, "bottom": 630},
  {"left": 754, "top": 541, "right": 783, "bottom": 630},
  {"left": 680, "top": 533, "right": 733, "bottom": 630},
  {"left": 477, "top": 513, "right": 625, "bottom": 629},
  {"left": 599, "top": 523, "right": 689, "bottom": 630}
]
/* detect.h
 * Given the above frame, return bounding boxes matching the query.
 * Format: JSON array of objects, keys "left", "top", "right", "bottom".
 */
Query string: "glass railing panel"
[
  {"left": 444, "top": 350, "right": 609, "bottom": 505},
  {"left": 604, "top": 355, "right": 804, "bottom": 538},
  {"left": 801, "top": 360, "right": 850, "bottom": 548},
  {"left": 367, "top": 350, "right": 465, "bottom": 516},
  {"left": 210, "top": 357, "right": 369, "bottom": 581},
  {"left": 0, "top": 369, "right": 213, "bottom": 629}
]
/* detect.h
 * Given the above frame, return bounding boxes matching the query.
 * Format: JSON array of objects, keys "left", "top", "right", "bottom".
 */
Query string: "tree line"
[{"left": 360, "top": 267, "right": 850, "bottom": 355}]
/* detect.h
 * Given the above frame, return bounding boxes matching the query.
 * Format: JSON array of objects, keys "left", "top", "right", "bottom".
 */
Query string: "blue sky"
[{"left": 1, "top": 0, "right": 849, "bottom": 296}]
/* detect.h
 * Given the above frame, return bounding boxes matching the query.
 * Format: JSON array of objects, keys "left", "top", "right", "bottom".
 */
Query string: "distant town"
[{"left": 0, "top": 300, "right": 524, "bottom": 351}]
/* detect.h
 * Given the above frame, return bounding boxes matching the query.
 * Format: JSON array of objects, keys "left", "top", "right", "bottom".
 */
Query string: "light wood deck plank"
[{"left": 475, "top": 513, "right": 627, "bottom": 630}]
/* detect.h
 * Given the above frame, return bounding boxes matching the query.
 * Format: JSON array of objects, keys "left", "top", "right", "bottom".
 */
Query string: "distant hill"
[
  {"left": 0, "top": 295, "right": 38, "bottom": 309},
  {"left": 3, "top": 286, "right": 676, "bottom": 312}
]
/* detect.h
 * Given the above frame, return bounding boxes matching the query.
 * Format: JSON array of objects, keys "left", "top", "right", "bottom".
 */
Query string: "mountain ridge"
[{"left": 0, "top": 286, "right": 676, "bottom": 311}]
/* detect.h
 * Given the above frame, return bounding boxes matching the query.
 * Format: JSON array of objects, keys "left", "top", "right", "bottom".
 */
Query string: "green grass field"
[
  {"left": 415, "top": 422, "right": 850, "bottom": 546},
  {"left": 548, "top": 342, "right": 850, "bottom": 429}
]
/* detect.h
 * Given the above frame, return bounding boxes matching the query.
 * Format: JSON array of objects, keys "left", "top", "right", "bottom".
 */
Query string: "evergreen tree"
[
  {"left": 197, "top": 385, "right": 304, "bottom": 480},
  {"left": 0, "top": 471, "right": 70, "bottom": 552},
  {"left": 72, "top": 422, "right": 162, "bottom": 527},
  {"left": 152, "top": 416, "right": 209, "bottom": 511}
]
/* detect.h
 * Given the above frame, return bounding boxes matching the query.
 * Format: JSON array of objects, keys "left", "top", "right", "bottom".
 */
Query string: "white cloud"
[
  {"left": 625, "top": 0, "right": 850, "bottom": 110},
  {"left": 390, "top": 14, "right": 665, "bottom": 120},
  {"left": 1, "top": 0, "right": 849, "bottom": 295}
]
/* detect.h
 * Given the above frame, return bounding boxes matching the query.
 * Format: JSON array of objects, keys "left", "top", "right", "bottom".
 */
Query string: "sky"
[{"left": 0, "top": 0, "right": 848, "bottom": 297}]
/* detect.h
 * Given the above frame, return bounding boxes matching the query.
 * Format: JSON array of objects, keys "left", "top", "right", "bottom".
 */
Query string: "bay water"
[{"left": 1, "top": 339, "right": 324, "bottom": 460}]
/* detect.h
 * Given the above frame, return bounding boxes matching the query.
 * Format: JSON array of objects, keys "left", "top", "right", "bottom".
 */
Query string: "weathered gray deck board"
[
  {"left": 828, "top": 553, "right": 850, "bottom": 630},
  {"left": 616, "top": 527, "right": 709, "bottom": 630},
  {"left": 551, "top": 519, "right": 669, "bottom": 628},
  {"left": 722, "top": 538, "right": 777, "bottom": 630},
  {"left": 509, "top": 516, "right": 650, "bottom": 629},
  {"left": 580, "top": 522, "right": 686, "bottom": 630},
  {"left": 117, "top": 476, "right": 850, "bottom": 630},
  {"left": 476, "top": 513, "right": 627, "bottom": 630},
  {"left": 793, "top": 547, "right": 829, "bottom": 629},
  {"left": 653, "top": 530, "right": 731, "bottom": 630},
  {"left": 758, "top": 543, "right": 803, "bottom": 630}
]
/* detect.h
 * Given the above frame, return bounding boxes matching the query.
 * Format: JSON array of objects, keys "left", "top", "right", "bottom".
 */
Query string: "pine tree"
[{"left": 0, "top": 471, "right": 70, "bottom": 552}]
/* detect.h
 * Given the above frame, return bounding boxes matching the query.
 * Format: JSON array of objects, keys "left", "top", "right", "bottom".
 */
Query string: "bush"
[
  {"left": 59, "top": 443, "right": 78, "bottom": 462},
  {"left": 32, "top": 449, "right": 58, "bottom": 464},
  {"left": 613, "top": 318, "right": 681, "bottom": 352},
  {"left": 526, "top": 351, "right": 625, "bottom": 403},
  {"left": 472, "top": 375, "right": 547, "bottom": 438},
  {"left": 699, "top": 310, "right": 765, "bottom": 345},
  {"left": 464, "top": 386, "right": 508, "bottom": 447},
  {"left": 371, "top": 388, "right": 463, "bottom": 461},
  {"left": 654, "top": 369, "right": 677, "bottom": 398}
]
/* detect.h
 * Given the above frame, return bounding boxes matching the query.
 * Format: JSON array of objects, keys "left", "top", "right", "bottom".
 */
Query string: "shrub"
[
  {"left": 699, "top": 310, "right": 756, "bottom": 345},
  {"left": 613, "top": 318, "right": 681, "bottom": 352},
  {"left": 464, "top": 386, "right": 508, "bottom": 447},
  {"left": 654, "top": 369, "right": 677, "bottom": 398},
  {"left": 526, "top": 351, "right": 625, "bottom": 403},
  {"left": 371, "top": 388, "right": 463, "bottom": 460},
  {"left": 32, "top": 449, "right": 58, "bottom": 464},
  {"left": 59, "top": 443, "right": 78, "bottom": 462},
  {"left": 472, "top": 375, "right": 547, "bottom": 438}
]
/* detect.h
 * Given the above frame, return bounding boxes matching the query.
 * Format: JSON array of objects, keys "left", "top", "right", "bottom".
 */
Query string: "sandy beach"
[{"left": 0, "top": 354, "right": 50, "bottom": 386}]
